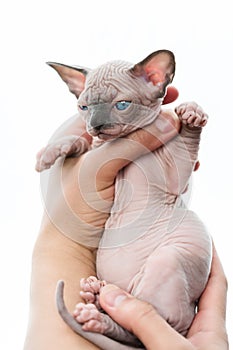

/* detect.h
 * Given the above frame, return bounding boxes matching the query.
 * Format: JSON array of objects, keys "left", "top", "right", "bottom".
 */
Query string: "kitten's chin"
[{"left": 97, "top": 133, "right": 117, "bottom": 141}]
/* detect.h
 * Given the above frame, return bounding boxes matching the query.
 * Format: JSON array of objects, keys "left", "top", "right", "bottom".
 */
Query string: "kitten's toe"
[{"left": 73, "top": 303, "right": 105, "bottom": 333}]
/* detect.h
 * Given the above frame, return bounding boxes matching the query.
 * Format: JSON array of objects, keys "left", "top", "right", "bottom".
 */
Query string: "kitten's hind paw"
[
  {"left": 80, "top": 276, "right": 106, "bottom": 309},
  {"left": 73, "top": 303, "right": 106, "bottom": 333}
]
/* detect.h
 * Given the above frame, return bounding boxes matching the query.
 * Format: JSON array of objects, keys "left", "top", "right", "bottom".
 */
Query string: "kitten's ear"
[
  {"left": 46, "top": 62, "right": 90, "bottom": 98},
  {"left": 130, "top": 50, "right": 175, "bottom": 95}
]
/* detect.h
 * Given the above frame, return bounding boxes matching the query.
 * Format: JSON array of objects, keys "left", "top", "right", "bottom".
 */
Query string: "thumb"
[
  {"left": 99, "top": 284, "right": 190, "bottom": 350},
  {"left": 162, "top": 86, "right": 179, "bottom": 105}
]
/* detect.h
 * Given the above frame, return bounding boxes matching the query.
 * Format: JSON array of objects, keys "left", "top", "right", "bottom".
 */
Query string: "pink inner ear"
[
  {"left": 132, "top": 50, "right": 175, "bottom": 87},
  {"left": 142, "top": 52, "right": 174, "bottom": 86},
  {"left": 145, "top": 66, "right": 166, "bottom": 85},
  {"left": 65, "top": 75, "right": 86, "bottom": 95}
]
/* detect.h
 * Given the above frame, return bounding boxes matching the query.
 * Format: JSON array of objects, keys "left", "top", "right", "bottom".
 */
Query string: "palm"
[
  {"left": 185, "top": 247, "right": 228, "bottom": 350},
  {"left": 187, "top": 312, "right": 228, "bottom": 349}
]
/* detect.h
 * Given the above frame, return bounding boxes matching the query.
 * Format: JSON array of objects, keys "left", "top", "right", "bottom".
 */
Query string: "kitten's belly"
[
  {"left": 97, "top": 142, "right": 212, "bottom": 332},
  {"left": 96, "top": 125, "right": 212, "bottom": 334},
  {"left": 97, "top": 208, "right": 212, "bottom": 293}
]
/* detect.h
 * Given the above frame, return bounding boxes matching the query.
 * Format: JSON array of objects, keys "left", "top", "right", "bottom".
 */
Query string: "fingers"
[
  {"left": 99, "top": 285, "right": 193, "bottom": 350},
  {"left": 198, "top": 243, "right": 228, "bottom": 319},
  {"left": 84, "top": 110, "right": 180, "bottom": 190},
  {"left": 162, "top": 86, "right": 179, "bottom": 105},
  {"left": 187, "top": 243, "right": 228, "bottom": 343}
]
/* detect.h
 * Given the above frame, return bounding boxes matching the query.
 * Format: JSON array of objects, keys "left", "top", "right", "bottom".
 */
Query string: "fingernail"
[{"left": 101, "top": 285, "right": 128, "bottom": 308}]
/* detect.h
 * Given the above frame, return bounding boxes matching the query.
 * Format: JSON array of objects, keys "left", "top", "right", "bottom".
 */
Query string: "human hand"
[
  {"left": 40, "top": 105, "right": 180, "bottom": 248},
  {"left": 163, "top": 86, "right": 179, "bottom": 105},
  {"left": 35, "top": 85, "right": 177, "bottom": 173},
  {"left": 99, "top": 244, "right": 228, "bottom": 350},
  {"left": 24, "top": 87, "right": 180, "bottom": 350},
  {"left": 186, "top": 244, "right": 228, "bottom": 350}
]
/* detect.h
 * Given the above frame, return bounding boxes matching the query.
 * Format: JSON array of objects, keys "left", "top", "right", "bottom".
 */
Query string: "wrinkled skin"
[
  {"left": 36, "top": 51, "right": 211, "bottom": 349},
  {"left": 71, "top": 102, "right": 211, "bottom": 349}
]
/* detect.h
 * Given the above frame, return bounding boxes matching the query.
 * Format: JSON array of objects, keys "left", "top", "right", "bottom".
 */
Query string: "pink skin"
[
  {"left": 36, "top": 50, "right": 175, "bottom": 173},
  {"left": 71, "top": 102, "right": 210, "bottom": 347},
  {"left": 79, "top": 276, "right": 106, "bottom": 309},
  {"left": 36, "top": 51, "right": 211, "bottom": 349}
]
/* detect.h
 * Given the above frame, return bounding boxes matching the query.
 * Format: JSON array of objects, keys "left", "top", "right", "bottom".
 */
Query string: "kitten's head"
[{"left": 47, "top": 50, "right": 175, "bottom": 140}]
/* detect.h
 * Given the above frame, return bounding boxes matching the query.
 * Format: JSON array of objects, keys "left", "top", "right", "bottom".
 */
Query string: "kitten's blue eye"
[
  {"left": 115, "top": 101, "right": 131, "bottom": 111},
  {"left": 79, "top": 105, "right": 88, "bottom": 111}
]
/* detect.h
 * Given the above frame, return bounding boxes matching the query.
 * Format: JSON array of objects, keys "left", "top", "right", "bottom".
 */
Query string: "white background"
[{"left": 0, "top": 0, "right": 232, "bottom": 348}]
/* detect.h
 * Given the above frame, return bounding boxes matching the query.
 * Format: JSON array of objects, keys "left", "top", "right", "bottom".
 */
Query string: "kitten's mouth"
[
  {"left": 89, "top": 124, "right": 123, "bottom": 140},
  {"left": 98, "top": 132, "right": 117, "bottom": 140}
]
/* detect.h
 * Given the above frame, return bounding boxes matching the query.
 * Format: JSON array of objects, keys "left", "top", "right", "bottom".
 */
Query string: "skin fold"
[{"left": 33, "top": 51, "right": 212, "bottom": 349}]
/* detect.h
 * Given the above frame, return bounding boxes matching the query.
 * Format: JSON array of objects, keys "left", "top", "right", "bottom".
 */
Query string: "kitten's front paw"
[
  {"left": 175, "top": 102, "right": 208, "bottom": 127},
  {"left": 35, "top": 135, "right": 89, "bottom": 172}
]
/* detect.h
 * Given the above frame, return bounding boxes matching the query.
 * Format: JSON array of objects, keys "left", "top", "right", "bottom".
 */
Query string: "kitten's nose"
[
  {"left": 103, "top": 123, "right": 115, "bottom": 129},
  {"left": 95, "top": 123, "right": 115, "bottom": 131},
  {"left": 90, "top": 105, "right": 111, "bottom": 129}
]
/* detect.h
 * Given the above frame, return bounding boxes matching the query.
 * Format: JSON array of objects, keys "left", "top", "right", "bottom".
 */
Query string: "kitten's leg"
[
  {"left": 130, "top": 247, "right": 194, "bottom": 336},
  {"left": 36, "top": 135, "right": 90, "bottom": 172},
  {"left": 175, "top": 101, "right": 208, "bottom": 128},
  {"left": 161, "top": 102, "right": 208, "bottom": 195},
  {"left": 73, "top": 302, "right": 142, "bottom": 347},
  {"left": 78, "top": 276, "right": 142, "bottom": 346},
  {"left": 80, "top": 276, "right": 106, "bottom": 310}
]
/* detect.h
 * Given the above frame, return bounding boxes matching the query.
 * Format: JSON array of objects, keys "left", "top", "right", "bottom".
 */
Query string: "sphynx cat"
[{"left": 36, "top": 50, "right": 212, "bottom": 350}]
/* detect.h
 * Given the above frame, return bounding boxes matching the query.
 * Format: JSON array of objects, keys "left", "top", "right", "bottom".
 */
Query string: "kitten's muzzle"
[
  {"left": 89, "top": 105, "right": 111, "bottom": 128},
  {"left": 88, "top": 105, "right": 123, "bottom": 138},
  {"left": 89, "top": 123, "right": 123, "bottom": 139}
]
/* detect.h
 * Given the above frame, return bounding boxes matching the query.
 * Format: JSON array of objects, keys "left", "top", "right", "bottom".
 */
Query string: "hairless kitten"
[{"left": 36, "top": 50, "right": 212, "bottom": 349}]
